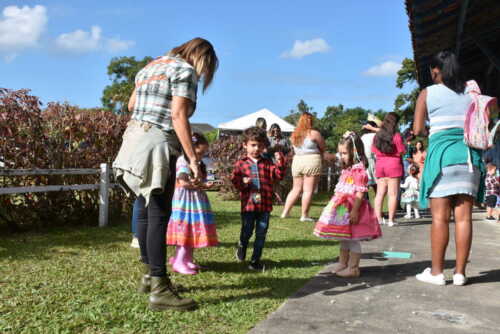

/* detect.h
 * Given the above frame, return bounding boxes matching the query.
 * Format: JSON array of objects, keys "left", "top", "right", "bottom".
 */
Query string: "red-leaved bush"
[
  {"left": 0, "top": 88, "right": 131, "bottom": 231},
  {"left": 208, "top": 135, "right": 246, "bottom": 200}
]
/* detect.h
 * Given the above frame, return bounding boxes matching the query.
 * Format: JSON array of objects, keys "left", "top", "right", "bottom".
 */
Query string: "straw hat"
[{"left": 367, "top": 113, "right": 383, "bottom": 127}]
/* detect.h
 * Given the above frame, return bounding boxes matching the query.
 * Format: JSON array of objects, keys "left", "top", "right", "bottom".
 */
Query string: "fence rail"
[{"left": 0, "top": 163, "right": 113, "bottom": 227}]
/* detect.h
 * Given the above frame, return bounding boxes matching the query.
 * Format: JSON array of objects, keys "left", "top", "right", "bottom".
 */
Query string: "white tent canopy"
[{"left": 218, "top": 108, "right": 295, "bottom": 133}]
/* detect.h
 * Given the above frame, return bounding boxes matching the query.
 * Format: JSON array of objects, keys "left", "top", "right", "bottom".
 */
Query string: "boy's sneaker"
[
  {"left": 452, "top": 273, "right": 467, "bottom": 286},
  {"left": 387, "top": 220, "right": 395, "bottom": 227},
  {"left": 403, "top": 214, "right": 412, "bottom": 219},
  {"left": 300, "top": 216, "right": 315, "bottom": 222},
  {"left": 130, "top": 237, "right": 140, "bottom": 249},
  {"left": 416, "top": 267, "right": 446, "bottom": 285},
  {"left": 485, "top": 216, "right": 495, "bottom": 221},
  {"left": 248, "top": 261, "right": 265, "bottom": 272},
  {"left": 235, "top": 245, "right": 246, "bottom": 262}
]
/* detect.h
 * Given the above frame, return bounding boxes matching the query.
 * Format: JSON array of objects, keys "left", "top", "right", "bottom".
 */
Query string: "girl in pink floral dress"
[{"left": 314, "top": 132, "right": 382, "bottom": 277}]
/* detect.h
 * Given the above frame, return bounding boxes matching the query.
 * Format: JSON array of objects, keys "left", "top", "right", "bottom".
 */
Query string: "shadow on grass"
[
  {"left": 0, "top": 224, "right": 131, "bottom": 260},
  {"left": 200, "top": 276, "right": 316, "bottom": 304},
  {"left": 216, "top": 239, "right": 336, "bottom": 249},
  {"left": 199, "top": 258, "right": 332, "bottom": 274}
]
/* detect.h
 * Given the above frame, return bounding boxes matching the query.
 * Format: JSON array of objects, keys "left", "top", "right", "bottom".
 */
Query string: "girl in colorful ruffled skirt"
[
  {"left": 167, "top": 133, "right": 218, "bottom": 275},
  {"left": 314, "top": 132, "right": 382, "bottom": 277}
]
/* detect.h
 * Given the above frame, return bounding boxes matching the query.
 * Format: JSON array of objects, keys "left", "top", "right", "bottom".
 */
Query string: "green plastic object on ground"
[{"left": 383, "top": 251, "right": 412, "bottom": 259}]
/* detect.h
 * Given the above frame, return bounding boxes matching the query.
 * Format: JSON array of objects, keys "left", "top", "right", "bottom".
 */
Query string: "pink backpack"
[{"left": 464, "top": 80, "right": 497, "bottom": 150}]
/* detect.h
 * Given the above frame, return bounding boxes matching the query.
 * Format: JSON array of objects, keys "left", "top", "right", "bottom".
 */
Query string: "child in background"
[
  {"left": 401, "top": 164, "right": 421, "bottom": 219},
  {"left": 166, "top": 133, "right": 218, "bottom": 275},
  {"left": 314, "top": 132, "right": 382, "bottom": 278},
  {"left": 231, "top": 127, "right": 286, "bottom": 271},
  {"left": 484, "top": 159, "right": 500, "bottom": 221}
]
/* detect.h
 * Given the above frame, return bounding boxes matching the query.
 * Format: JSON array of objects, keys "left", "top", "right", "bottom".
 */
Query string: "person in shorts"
[{"left": 484, "top": 159, "right": 499, "bottom": 221}]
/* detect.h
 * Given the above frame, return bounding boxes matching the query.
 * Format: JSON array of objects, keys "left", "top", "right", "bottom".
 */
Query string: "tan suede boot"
[
  {"left": 336, "top": 252, "right": 361, "bottom": 278},
  {"left": 149, "top": 276, "right": 197, "bottom": 311},
  {"left": 331, "top": 248, "right": 349, "bottom": 273}
]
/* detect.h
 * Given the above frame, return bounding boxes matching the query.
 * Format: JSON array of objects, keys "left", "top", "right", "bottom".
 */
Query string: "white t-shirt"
[{"left": 361, "top": 133, "right": 376, "bottom": 159}]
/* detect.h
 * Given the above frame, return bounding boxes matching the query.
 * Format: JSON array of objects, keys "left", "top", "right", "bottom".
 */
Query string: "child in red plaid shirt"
[{"left": 231, "top": 127, "right": 286, "bottom": 271}]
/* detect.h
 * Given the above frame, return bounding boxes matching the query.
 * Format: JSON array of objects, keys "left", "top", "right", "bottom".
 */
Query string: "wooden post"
[
  {"left": 327, "top": 167, "right": 332, "bottom": 192},
  {"left": 99, "top": 163, "right": 110, "bottom": 227}
]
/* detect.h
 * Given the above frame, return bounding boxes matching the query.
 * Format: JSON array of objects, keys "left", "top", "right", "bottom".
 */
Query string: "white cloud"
[
  {"left": 106, "top": 38, "right": 135, "bottom": 52},
  {"left": 55, "top": 25, "right": 135, "bottom": 53},
  {"left": 55, "top": 25, "right": 102, "bottom": 53},
  {"left": 364, "top": 61, "right": 402, "bottom": 77},
  {"left": 281, "top": 38, "right": 331, "bottom": 59},
  {"left": 0, "top": 5, "right": 47, "bottom": 53}
]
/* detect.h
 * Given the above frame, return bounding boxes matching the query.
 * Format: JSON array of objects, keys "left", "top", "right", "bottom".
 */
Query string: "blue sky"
[{"left": 0, "top": 1, "right": 414, "bottom": 126}]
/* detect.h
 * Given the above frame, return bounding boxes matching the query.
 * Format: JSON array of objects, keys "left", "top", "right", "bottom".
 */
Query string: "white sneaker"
[
  {"left": 130, "top": 237, "right": 140, "bottom": 249},
  {"left": 453, "top": 273, "right": 467, "bottom": 286},
  {"left": 300, "top": 216, "right": 315, "bottom": 222},
  {"left": 404, "top": 214, "right": 412, "bottom": 219},
  {"left": 415, "top": 214, "right": 421, "bottom": 219},
  {"left": 380, "top": 218, "right": 386, "bottom": 225},
  {"left": 416, "top": 267, "right": 446, "bottom": 285},
  {"left": 387, "top": 220, "right": 395, "bottom": 227}
]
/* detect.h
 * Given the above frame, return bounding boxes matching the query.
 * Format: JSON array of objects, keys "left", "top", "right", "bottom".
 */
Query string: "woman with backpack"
[{"left": 413, "top": 51, "right": 498, "bottom": 286}]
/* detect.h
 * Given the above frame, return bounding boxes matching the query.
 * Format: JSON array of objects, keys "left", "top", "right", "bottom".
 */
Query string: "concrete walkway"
[{"left": 250, "top": 212, "right": 500, "bottom": 334}]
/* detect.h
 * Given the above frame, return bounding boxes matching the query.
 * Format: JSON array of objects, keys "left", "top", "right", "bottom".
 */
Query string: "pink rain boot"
[
  {"left": 185, "top": 247, "right": 200, "bottom": 270},
  {"left": 172, "top": 246, "right": 198, "bottom": 275},
  {"left": 168, "top": 247, "right": 179, "bottom": 266}
]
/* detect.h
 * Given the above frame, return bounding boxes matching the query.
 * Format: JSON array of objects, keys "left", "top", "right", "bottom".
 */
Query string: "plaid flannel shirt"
[
  {"left": 485, "top": 173, "right": 500, "bottom": 197},
  {"left": 131, "top": 54, "right": 198, "bottom": 131},
  {"left": 231, "top": 155, "right": 286, "bottom": 212}
]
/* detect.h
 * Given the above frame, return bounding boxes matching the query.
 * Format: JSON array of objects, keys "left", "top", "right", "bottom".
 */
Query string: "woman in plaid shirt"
[{"left": 113, "top": 38, "right": 218, "bottom": 311}]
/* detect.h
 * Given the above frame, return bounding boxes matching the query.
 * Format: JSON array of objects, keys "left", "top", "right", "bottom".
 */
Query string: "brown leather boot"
[
  {"left": 336, "top": 252, "right": 361, "bottom": 278},
  {"left": 149, "top": 276, "right": 197, "bottom": 311},
  {"left": 137, "top": 263, "right": 151, "bottom": 294},
  {"left": 331, "top": 248, "right": 349, "bottom": 274}
]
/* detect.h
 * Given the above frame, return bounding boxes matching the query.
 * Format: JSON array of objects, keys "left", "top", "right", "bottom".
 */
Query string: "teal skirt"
[{"left": 419, "top": 128, "right": 485, "bottom": 208}]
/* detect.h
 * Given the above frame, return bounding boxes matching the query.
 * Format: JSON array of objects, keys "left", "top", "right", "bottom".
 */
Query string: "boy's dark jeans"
[{"left": 239, "top": 211, "right": 270, "bottom": 263}]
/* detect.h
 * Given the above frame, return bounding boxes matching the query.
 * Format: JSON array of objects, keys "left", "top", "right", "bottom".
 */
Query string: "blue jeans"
[
  {"left": 403, "top": 159, "right": 410, "bottom": 178},
  {"left": 131, "top": 198, "right": 140, "bottom": 237},
  {"left": 239, "top": 212, "right": 270, "bottom": 263}
]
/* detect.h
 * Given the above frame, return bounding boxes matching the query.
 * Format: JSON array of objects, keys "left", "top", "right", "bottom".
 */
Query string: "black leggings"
[{"left": 136, "top": 157, "right": 177, "bottom": 277}]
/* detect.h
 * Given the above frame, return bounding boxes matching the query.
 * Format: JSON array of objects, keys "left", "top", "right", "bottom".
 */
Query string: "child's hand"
[
  {"left": 274, "top": 152, "right": 283, "bottom": 164},
  {"left": 205, "top": 181, "right": 214, "bottom": 188},
  {"left": 350, "top": 209, "right": 360, "bottom": 225},
  {"left": 243, "top": 177, "right": 251, "bottom": 184}
]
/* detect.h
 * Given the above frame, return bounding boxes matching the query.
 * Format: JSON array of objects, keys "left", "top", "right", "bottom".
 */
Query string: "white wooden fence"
[{"left": 0, "top": 163, "right": 113, "bottom": 227}]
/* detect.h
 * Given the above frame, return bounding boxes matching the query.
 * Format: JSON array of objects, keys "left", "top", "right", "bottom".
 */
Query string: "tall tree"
[
  {"left": 101, "top": 56, "right": 153, "bottom": 113},
  {"left": 284, "top": 99, "right": 317, "bottom": 125},
  {"left": 319, "top": 104, "right": 371, "bottom": 150},
  {"left": 394, "top": 58, "right": 419, "bottom": 125}
]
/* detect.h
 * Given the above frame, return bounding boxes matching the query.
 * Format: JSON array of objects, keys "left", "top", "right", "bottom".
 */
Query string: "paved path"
[{"left": 250, "top": 212, "right": 500, "bottom": 334}]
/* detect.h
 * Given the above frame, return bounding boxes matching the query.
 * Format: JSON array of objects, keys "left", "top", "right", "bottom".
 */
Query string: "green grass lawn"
[{"left": 0, "top": 192, "right": 337, "bottom": 334}]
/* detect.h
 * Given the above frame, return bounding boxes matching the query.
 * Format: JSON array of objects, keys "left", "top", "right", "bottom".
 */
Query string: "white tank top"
[
  {"left": 426, "top": 84, "right": 471, "bottom": 136},
  {"left": 293, "top": 137, "right": 320, "bottom": 155}
]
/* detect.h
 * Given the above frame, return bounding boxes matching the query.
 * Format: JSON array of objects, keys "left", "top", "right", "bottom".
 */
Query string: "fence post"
[
  {"left": 327, "top": 167, "right": 332, "bottom": 192},
  {"left": 99, "top": 163, "right": 110, "bottom": 227}
]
